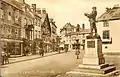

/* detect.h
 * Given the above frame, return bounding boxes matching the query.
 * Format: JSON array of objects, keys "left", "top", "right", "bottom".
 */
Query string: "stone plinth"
[
  {"left": 66, "top": 38, "right": 119, "bottom": 76},
  {"left": 83, "top": 39, "right": 105, "bottom": 65}
]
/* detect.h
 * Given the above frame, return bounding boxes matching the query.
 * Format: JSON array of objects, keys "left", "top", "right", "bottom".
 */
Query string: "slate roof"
[
  {"left": 63, "top": 23, "right": 75, "bottom": 29},
  {"left": 3, "top": 0, "right": 24, "bottom": 11},
  {"left": 97, "top": 7, "right": 120, "bottom": 21}
]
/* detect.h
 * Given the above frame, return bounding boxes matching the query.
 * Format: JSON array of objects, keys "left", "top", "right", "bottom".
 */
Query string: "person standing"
[{"left": 84, "top": 7, "right": 97, "bottom": 36}]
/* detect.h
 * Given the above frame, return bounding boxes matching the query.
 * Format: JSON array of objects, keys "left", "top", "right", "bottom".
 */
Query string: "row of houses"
[
  {"left": 0, "top": 0, "right": 58, "bottom": 55},
  {"left": 60, "top": 23, "right": 90, "bottom": 51},
  {"left": 60, "top": 5, "right": 120, "bottom": 53}
]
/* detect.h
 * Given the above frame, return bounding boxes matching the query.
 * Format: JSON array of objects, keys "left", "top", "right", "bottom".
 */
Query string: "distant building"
[
  {"left": 40, "top": 9, "right": 52, "bottom": 53},
  {"left": 97, "top": 5, "right": 120, "bottom": 53},
  {"left": 60, "top": 23, "right": 76, "bottom": 49},
  {"left": 49, "top": 18, "right": 57, "bottom": 51},
  {"left": 60, "top": 23, "right": 90, "bottom": 51}
]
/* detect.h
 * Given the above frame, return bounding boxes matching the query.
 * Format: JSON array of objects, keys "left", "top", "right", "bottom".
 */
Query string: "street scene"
[{"left": 1, "top": 0, "right": 120, "bottom": 77}]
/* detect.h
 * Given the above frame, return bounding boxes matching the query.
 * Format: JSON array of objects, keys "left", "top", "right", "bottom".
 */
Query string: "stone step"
[
  {"left": 105, "top": 70, "right": 119, "bottom": 76},
  {"left": 73, "top": 68, "right": 104, "bottom": 74},
  {"left": 78, "top": 64, "right": 109, "bottom": 69},
  {"left": 103, "top": 66, "right": 116, "bottom": 74},
  {"left": 100, "top": 64, "right": 109, "bottom": 69},
  {"left": 109, "top": 63, "right": 115, "bottom": 66},
  {"left": 74, "top": 65, "right": 116, "bottom": 74}
]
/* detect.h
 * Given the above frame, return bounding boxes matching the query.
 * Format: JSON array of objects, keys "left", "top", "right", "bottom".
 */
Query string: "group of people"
[{"left": 1, "top": 49, "right": 10, "bottom": 65}]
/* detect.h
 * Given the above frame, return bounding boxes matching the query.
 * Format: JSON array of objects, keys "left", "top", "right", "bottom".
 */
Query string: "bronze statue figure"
[{"left": 84, "top": 7, "right": 97, "bottom": 36}]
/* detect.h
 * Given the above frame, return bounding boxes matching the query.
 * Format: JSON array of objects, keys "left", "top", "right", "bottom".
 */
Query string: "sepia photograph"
[{"left": 0, "top": 0, "right": 120, "bottom": 77}]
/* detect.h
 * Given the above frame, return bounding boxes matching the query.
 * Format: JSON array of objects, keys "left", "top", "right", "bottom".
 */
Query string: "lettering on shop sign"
[{"left": 87, "top": 41, "right": 95, "bottom": 48}]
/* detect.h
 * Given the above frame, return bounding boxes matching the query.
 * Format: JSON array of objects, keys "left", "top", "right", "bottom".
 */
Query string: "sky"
[{"left": 25, "top": 0, "right": 120, "bottom": 35}]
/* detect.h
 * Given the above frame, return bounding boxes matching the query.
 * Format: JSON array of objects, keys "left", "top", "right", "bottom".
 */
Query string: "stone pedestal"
[
  {"left": 83, "top": 39, "right": 105, "bottom": 65},
  {"left": 66, "top": 38, "right": 118, "bottom": 76}
]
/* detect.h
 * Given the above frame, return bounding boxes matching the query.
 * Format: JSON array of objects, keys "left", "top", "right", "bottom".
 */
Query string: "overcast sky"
[{"left": 25, "top": 0, "right": 120, "bottom": 35}]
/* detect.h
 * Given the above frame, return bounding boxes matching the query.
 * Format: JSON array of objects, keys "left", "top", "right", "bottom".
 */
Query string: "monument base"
[
  {"left": 66, "top": 64, "right": 119, "bottom": 76},
  {"left": 66, "top": 38, "right": 119, "bottom": 76}
]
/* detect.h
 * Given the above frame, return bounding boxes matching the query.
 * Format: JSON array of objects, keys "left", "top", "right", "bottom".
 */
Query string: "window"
[
  {"left": 8, "top": 12, "right": 12, "bottom": 20},
  {"left": 24, "top": 18, "right": 27, "bottom": 25},
  {"left": 0, "top": 9, "right": 4, "bottom": 19},
  {"left": 103, "top": 21, "right": 109, "bottom": 27},
  {"left": 82, "top": 40, "right": 85, "bottom": 44},
  {"left": 35, "top": 30, "right": 37, "bottom": 38},
  {"left": 39, "top": 31, "right": 40, "bottom": 38},
  {"left": 103, "top": 30, "right": 110, "bottom": 39}
]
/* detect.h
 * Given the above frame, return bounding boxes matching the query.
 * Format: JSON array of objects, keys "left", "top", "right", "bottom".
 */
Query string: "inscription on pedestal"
[{"left": 87, "top": 41, "right": 95, "bottom": 48}]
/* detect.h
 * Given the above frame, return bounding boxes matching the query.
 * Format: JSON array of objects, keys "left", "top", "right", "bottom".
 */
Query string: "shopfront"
[{"left": 1, "top": 38, "right": 23, "bottom": 55}]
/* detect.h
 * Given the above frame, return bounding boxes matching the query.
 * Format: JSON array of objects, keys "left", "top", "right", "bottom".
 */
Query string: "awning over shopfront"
[{"left": 1, "top": 38, "right": 23, "bottom": 43}]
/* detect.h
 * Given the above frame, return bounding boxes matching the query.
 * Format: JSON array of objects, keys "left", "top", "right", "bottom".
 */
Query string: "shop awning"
[{"left": 1, "top": 38, "right": 23, "bottom": 43}]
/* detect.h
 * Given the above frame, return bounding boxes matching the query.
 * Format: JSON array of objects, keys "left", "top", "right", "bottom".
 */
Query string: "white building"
[
  {"left": 97, "top": 5, "right": 120, "bottom": 53},
  {"left": 60, "top": 23, "right": 90, "bottom": 51}
]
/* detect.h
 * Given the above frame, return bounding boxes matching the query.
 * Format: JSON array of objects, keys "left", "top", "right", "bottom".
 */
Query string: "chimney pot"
[
  {"left": 82, "top": 23, "right": 85, "bottom": 29},
  {"left": 37, "top": 8, "right": 41, "bottom": 14},
  {"left": 42, "top": 8, "right": 46, "bottom": 14}
]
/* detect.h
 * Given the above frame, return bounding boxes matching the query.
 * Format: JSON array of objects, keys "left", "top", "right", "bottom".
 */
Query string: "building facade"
[
  {"left": 60, "top": 23, "right": 90, "bottom": 51},
  {"left": 0, "top": 0, "right": 24, "bottom": 55},
  {"left": 49, "top": 18, "right": 57, "bottom": 52},
  {"left": 0, "top": 0, "right": 55, "bottom": 55},
  {"left": 97, "top": 5, "right": 120, "bottom": 53},
  {"left": 40, "top": 9, "right": 52, "bottom": 53}
]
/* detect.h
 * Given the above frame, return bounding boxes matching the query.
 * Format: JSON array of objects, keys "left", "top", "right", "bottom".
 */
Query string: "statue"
[{"left": 84, "top": 7, "right": 100, "bottom": 39}]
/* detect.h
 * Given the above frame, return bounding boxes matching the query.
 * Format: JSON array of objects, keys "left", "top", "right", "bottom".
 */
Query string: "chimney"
[
  {"left": 32, "top": 4, "right": 36, "bottom": 12},
  {"left": 42, "top": 8, "right": 46, "bottom": 14},
  {"left": 36, "top": 8, "right": 41, "bottom": 14},
  {"left": 18, "top": 0, "right": 25, "bottom": 3},
  {"left": 82, "top": 23, "right": 85, "bottom": 29}
]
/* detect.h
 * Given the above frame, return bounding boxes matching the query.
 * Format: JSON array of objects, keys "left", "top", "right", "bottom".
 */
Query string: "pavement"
[{"left": 2, "top": 51, "right": 64, "bottom": 65}]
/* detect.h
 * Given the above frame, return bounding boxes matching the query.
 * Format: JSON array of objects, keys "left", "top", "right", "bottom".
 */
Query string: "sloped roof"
[
  {"left": 39, "top": 13, "right": 48, "bottom": 26},
  {"left": 97, "top": 7, "right": 120, "bottom": 21},
  {"left": 63, "top": 23, "right": 75, "bottom": 29},
  {"left": 66, "top": 29, "right": 90, "bottom": 36},
  {"left": 3, "top": 0, "right": 24, "bottom": 11}
]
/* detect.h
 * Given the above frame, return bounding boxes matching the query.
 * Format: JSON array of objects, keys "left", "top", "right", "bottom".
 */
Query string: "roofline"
[
  {"left": 2, "top": 0, "right": 23, "bottom": 11},
  {"left": 97, "top": 17, "right": 120, "bottom": 22}
]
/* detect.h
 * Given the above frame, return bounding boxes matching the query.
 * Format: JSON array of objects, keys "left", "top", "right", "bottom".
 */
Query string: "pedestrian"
[
  {"left": 25, "top": 46, "right": 29, "bottom": 56},
  {"left": 41, "top": 48, "right": 44, "bottom": 56},
  {"left": 75, "top": 49, "right": 80, "bottom": 59},
  {"left": 1, "top": 50, "right": 5, "bottom": 65},
  {"left": 4, "top": 52, "right": 9, "bottom": 64},
  {"left": 75, "top": 44, "right": 80, "bottom": 59}
]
